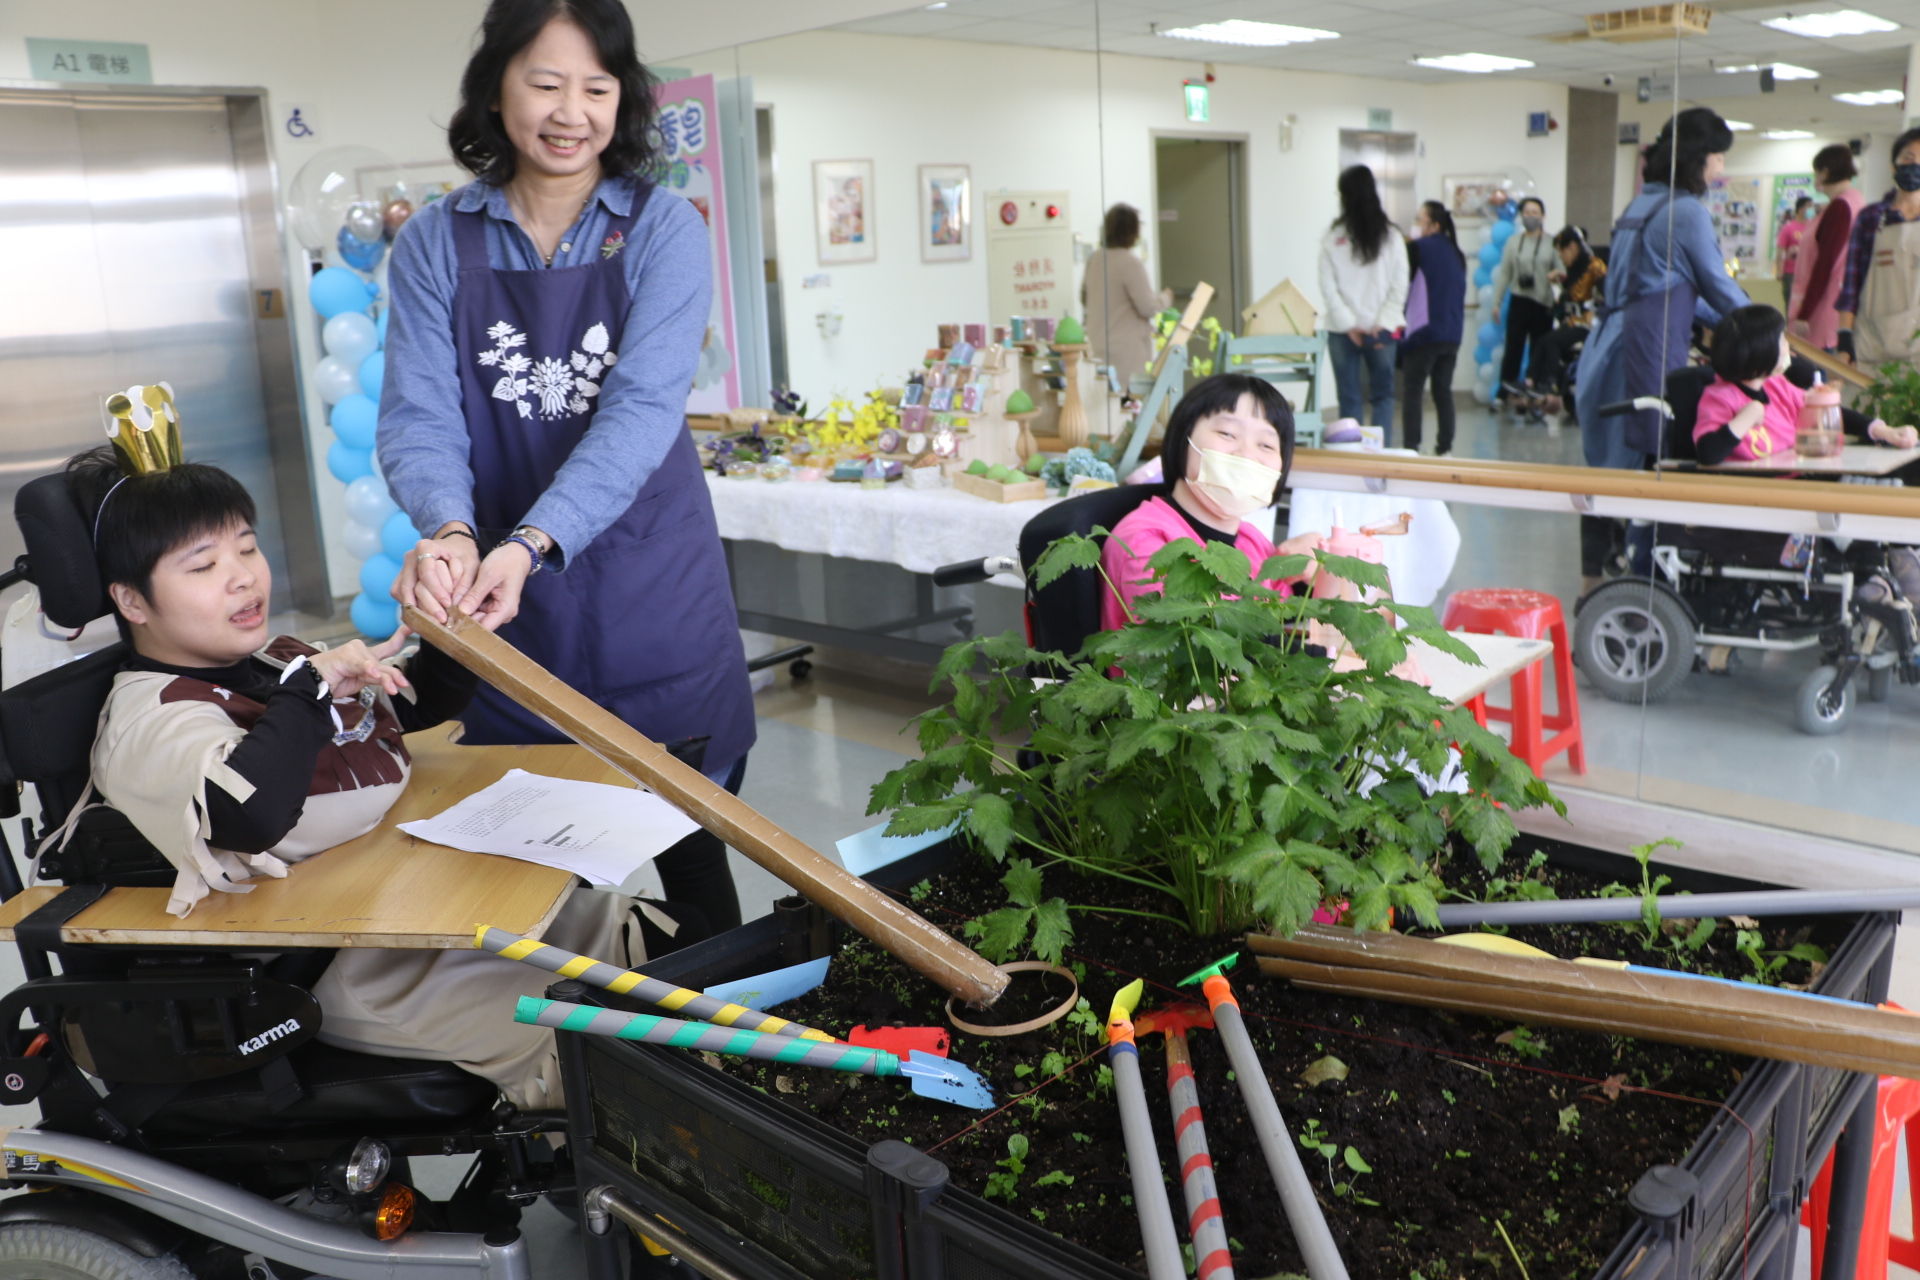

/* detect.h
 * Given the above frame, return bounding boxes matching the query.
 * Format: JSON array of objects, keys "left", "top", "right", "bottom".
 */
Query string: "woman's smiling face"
[{"left": 496, "top": 16, "right": 619, "bottom": 181}]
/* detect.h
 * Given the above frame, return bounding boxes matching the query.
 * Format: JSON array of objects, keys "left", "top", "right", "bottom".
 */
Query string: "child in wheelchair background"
[{"left": 57, "top": 441, "right": 701, "bottom": 1112}]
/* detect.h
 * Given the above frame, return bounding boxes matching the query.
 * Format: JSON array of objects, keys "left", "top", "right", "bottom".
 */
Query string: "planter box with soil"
[{"left": 556, "top": 835, "right": 1894, "bottom": 1279}]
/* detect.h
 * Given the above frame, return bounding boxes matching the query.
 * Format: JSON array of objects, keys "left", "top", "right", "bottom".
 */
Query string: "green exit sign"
[{"left": 1184, "top": 81, "right": 1210, "bottom": 122}]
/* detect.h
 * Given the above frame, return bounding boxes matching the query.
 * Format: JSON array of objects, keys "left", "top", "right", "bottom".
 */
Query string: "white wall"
[{"left": 694, "top": 30, "right": 1569, "bottom": 406}]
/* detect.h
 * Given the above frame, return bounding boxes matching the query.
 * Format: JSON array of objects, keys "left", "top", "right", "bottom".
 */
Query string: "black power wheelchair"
[
  {"left": 1573, "top": 361, "right": 1920, "bottom": 735},
  {"left": 0, "top": 470, "right": 586, "bottom": 1279}
]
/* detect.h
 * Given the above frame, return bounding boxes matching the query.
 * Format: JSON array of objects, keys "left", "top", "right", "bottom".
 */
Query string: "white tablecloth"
[
  {"left": 706, "top": 474, "right": 1059, "bottom": 575},
  {"left": 1286, "top": 448, "right": 1460, "bottom": 607}
]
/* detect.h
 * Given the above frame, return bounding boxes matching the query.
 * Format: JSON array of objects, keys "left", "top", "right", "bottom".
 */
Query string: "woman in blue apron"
[
  {"left": 1574, "top": 107, "right": 1748, "bottom": 590},
  {"left": 378, "top": 0, "right": 753, "bottom": 928}
]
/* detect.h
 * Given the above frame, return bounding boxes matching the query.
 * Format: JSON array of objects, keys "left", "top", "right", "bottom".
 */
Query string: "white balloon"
[
  {"left": 323, "top": 311, "right": 379, "bottom": 366},
  {"left": 344, "top": 474, "right": 397, "bottom": 527},
  {"left": 342, "top": 519, "right": 383, "bottom": 560},
  {"left": 314, "top": 356, "right": 361, "bottom": 405},
  {"left": 1472, "top": 382, "right": 1493, "bottom": 405},
  {"left": 1479, "top": 362, "right": 1498, "bottom": 383},
  {"left": 1478, "top": 285, "right": 1496, "bottom": 310}
]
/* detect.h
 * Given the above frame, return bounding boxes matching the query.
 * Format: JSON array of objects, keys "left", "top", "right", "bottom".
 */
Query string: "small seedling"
[
  {"left": 1297, "top": 1120, "right": 1379, "bottom": 1205},
  {"left": 1497, "top": 1026, "right": 1548, "bottom": 1060},
  {"left": 1034, "top": 1170, "right": 1075, "bottom": 1188},
  {"left": 1556, "top": 1105, "right": 1582, "bottom": 1136},
  {"left": 1441, "top": 1088, "right": 1457, "bottom": 1105},
  {"left": 984, "top": 1133, "right": 1029, "bottom": 1202},
  {"left": 908, "top": 878, "right": 933, "bottom": 903}
]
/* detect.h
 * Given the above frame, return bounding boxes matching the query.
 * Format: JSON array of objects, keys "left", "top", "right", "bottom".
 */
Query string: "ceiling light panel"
[
  {"left": 1411, "top": 52, "right": 1535, "bottom": 73},
  {"left": 1715, "top": 61, "right": 1821, "bottom": 78},
  {"left": 1762, "top": 128, "right": 1817, "bottom": 138},
  {"left": 1833, "top": 88, "right": 1904, "bottom": 104},
  {"left": 1158, "top": 20, "right": 1340, "bottom": 46},
  {"left": 1725, "top": 119, "right": 1756, "bottom": 129},
  {"left": 1761, "top": 9, "right": 1898, "bottom": 37}
]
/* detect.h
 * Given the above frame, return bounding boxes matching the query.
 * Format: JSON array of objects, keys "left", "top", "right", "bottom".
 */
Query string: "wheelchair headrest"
[
  {"left": 16, "top": 471, "right": 111, "bottom": 629},
  {"left": 1020, "top": 484, "right": 1160, "bottom": 659}
]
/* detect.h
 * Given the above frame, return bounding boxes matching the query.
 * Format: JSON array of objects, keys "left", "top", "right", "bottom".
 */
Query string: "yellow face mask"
[{"left": 1191, "top": 446, "right": 1279, "bottom": 519}]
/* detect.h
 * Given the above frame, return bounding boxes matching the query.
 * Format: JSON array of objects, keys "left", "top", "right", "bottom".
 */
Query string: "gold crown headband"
[{"left": 94, "top": 383, "right": 185, "bottom": 544}]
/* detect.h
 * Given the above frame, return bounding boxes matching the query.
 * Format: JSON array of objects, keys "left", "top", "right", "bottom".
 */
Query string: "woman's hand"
[
  {"left": 1870, "top": 420, "right": 1920, "bottom": 448},
  {"left": 458, "top": 542, "right": 537, "bottom": 631},
  {"left": 390, "top": 524, "right": 482, "bottom": 625},
  {"left": 309, "top": 628, "right": 411, "bottom": 700},
  {"left": 1347, "top": 327, "right": 1367, "bottom": 345},
  {"left": 1278, "top": 531, "right": 1324, "bottom": 582}
]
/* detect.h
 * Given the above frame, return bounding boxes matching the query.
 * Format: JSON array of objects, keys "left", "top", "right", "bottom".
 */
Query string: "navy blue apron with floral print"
[{"left": 449, "top": 183, "right": 755, "bottom": 770}]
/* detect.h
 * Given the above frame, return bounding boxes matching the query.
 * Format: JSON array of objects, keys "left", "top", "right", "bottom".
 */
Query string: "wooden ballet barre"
[{"left": 403, "top": 605, "right": 1009, "bottom": 1008}]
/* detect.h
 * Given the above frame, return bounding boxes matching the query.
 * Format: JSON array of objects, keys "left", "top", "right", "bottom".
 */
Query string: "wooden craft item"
[
  {"left": 1787, "top": 332, "right": 1873, "bottom": 390},
  {"left": 403, "top": 606, "right": 1010, "bottom": 1007},
  {"left": 1052, "top": 343, "right": 1091, "bottom": 449},
  {"left": 1248, "top": 925, "right": 1920, "bottom": 1080},
  {"left": 1148, "top": 283, "right": 1215, "bottom": 381}
]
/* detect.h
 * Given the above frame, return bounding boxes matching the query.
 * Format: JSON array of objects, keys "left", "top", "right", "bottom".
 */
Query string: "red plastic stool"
[
  {"left": 1439, "top": 588, "right": 1586, "bottom": 777},
  {"left": 1801, "top": 1068, "right": 1920, "bottom": 1278}
]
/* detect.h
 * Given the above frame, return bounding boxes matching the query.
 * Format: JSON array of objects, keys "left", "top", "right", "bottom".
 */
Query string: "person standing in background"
[
  {"left": 1318, "top": 165, "right": 1409, "bottom": 429},
  {"left": 1082, "top": 204, "right": 1165, "bottom": 386},
  {"left": 1401, "top": 201, "right": 1466, "bottom": 456},
  {"left": 1836, "top": 128, "right": 1920, "bottom": 369},
  {"left": 1775, "top": 194, "right": 1814, "bottom": 304},
  {"left": 1789, "top": 145, "right": 1863, "bottom": 353},
  {"left": 1491, "top": 196, "right": 1557, "bottom": 413}
]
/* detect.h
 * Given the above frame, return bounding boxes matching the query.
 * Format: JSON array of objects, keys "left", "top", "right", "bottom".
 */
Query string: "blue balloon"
[
  {"left": 1473, "top": 264, "right": 1494, "bottom": 288},
  {"left": 375, "top": 307, "right": 390, "bottom": 347},
  {"left": 350, "top": 591, "right": 400, "bottom": 639},
  {"left": 380, "top": 509, "right": 422, "bottom": 561},
  {"left": 1498, "top": 200, "right": 1518, "bottom": 221},
  {"left": 311, "top": 268, "right": 378, "bottom": 319},
  {"left": 1478, "top": 243, "right": 1501, "bottom": 268},
  {"left": 359, "top": 553, "right": 404, "bottom": 601},
  {"left": 330, "top": 394, "right": 379, "bottom": 449},
  {"left": 358, "top": 350, "right": 385, "bottom": 400},
  {"left": 1490, "top": 220, "right": 1515, "bottom": 247},
  {"left": 336, "top": 225, "right": 386, "bottom": 272},
  {"left": 327, "top": 441, "right": 372, "bottom": 484},
  {"left": 1478, "top": 322, "right": 1501, "bottom": 348},
  {"left": 1474, "top": 344, "right": 1493, "bottom": 365}
]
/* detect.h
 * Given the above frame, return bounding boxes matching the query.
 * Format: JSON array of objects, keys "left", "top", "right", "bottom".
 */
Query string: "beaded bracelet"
[{"left": 503, "top": 533, "right": 545, "bottom": 574}]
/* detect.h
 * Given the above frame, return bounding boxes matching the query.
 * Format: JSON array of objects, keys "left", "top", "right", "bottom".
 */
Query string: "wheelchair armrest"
[{"left": 0, "top": 967, "right": 262, "bottom": 1053}]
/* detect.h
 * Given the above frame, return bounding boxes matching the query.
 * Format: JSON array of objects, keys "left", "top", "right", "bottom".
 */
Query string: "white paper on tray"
[{"left": 398, "top": 768, "right": 700, "bottom": 885}]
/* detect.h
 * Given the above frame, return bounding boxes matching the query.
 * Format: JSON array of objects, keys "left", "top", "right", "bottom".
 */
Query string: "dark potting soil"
[{"left": 711, "top": 838, "right": 1843, "bottom": 1279}]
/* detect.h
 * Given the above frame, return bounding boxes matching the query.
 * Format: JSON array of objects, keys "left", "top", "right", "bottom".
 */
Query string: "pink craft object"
[{"left": 1309, "top": 513, "right": 1430, "bottom": 686}]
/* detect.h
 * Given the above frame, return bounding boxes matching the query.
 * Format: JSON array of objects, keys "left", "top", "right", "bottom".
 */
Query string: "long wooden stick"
[
  {"left": 1148, "top": 282, "right": 1216, "bottom": 380},
  {"left": 1788, "top": 332, "right": 1874, "bottom": 390},
  {"left": 1248, "top": 926, "right": 1920, "bottom": 1079},
  {"left": 405, "top": 606, "right": 1009, "bottom": 1007}
]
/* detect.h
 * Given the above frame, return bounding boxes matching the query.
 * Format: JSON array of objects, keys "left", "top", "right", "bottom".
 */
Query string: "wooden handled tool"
[
  {"left": 405, "top": 606, "right": 1009, "bottom": 1007},
  {"left": 1248, "top": 925, "right": 1920, "bottom": 1080},
  {"left": 1787, "top": 332, "right": 1874, "bottom": 390}
]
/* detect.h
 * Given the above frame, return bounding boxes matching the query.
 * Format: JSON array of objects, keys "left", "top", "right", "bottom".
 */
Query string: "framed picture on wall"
[
  {"left": 814, "top": 158, "right": 875, "bottom": 265},
  {"left": 1443, "top": 173, "right": 1504, "bottom": 224},
  {"left": 918, "top": 163, "right": 972, "bottom": 263}
]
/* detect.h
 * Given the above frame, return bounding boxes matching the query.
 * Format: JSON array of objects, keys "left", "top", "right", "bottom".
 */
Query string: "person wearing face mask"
[
  {"left": 1835, "top": 127, "right": 1920, "bottom": 368},
  {"left": 1491, "top": 197, "right": 1558, "bottom": 414},
  {"left": 1099, "top": 374, "right": 1322, "bottom": 631},
  {"left": 1402, "top": 200, "right": 1467, "bottom": 456},
  {"left": 378, "top": 0, "right": 754, "bottom": 931},
  {"left": 1789, "top": 144, "right": 1863, "bottom": 353}
]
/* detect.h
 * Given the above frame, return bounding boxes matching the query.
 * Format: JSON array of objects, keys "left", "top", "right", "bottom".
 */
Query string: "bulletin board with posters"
[
  {"left": 1704, "top": 174, "right": 1765, "bottom": 272},
  {"left": 987, "top": 191, "right": 1075, "bottom": 326},
  {"left": 653, "top": 74, "right": 741, "bottom": 413}
]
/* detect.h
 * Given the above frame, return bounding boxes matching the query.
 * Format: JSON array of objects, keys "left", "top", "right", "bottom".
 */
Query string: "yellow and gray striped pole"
[{"left": 475, "top": 925, "right": 836, "bottom": 1042}]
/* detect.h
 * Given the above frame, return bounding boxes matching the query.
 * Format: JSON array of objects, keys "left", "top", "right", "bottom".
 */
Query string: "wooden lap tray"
[{"left": 0, "top": 729, "right": 614, "bottom": 949}]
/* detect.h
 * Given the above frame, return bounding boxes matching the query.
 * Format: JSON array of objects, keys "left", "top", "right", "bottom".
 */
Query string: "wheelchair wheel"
[
  {"left": 0, "top": 1223, "right": 191, "bottom": 1279},
  {"left": 1795, "top": 664, "right": 1853, "bottom": 736},
  {"left": 1573, "top": 582, "right": 1694, "bottom": 703}
]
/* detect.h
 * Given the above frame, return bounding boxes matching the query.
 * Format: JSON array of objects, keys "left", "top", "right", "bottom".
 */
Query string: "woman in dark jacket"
[{"left": 1401, "top": 200, "right": 1467, "bottom": 455}]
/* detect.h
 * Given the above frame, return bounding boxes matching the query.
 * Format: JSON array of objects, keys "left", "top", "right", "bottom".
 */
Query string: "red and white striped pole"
[{"left": 1165, "top": 1025, "right": 1235, "bottom": 1280}]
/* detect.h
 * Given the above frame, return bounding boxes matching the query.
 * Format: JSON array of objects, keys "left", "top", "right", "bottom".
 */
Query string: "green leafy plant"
[
  {"left": 870, "top": 536, "right": 1559, "bottom": 960},
  {"left": 1476, "top": 848, "right": 1558, "bottom": 906},
  {"left": 1298, "top": 1120, "right": 1379, "bottom": 1206},
  {"left": 1860, "top": 357, "right": 1920, "bottom": 431},
  {"left": 1733, "top": 929, "right": 1830, "bottom": 984},
  {"left": 1599, "top": 837, "right": 1715, "bottom": 958},
  {"left": 1497, "top": 1026, "right": 1548, "bottom": 1060},
  {"left": 984, "top": 1133, "right": 1029, "bottom": 1201}
]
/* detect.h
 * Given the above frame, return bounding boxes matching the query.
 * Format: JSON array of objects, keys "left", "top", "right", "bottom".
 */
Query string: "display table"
[
  {"left": 1657, "top": 444, "right": 1920, "bottom": 476},
  {"left": 1421, "top": 632, "right": 1552, "bottom": 709},
  {"left": 0, "top": 728, "right": 591, "bottom": 950},
  {"left": 708, "top": 473, "right": 1060, "bottom": 664}
]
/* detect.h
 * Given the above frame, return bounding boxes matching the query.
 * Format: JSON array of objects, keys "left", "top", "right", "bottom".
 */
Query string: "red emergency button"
[
  {"left": 999, "top": 201, "right": 1019, "bottom": 226},
  {"left": 1046, "top": 204, "right": 1061, "bottom": 219}
]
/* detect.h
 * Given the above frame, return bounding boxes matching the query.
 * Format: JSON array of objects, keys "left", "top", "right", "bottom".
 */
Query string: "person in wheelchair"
[
  {"left": 1515, "top": 226, "right": 1605, "bottom": 421},
  {"left": 1693, "top": 304, "right": 1916, "bottom": 463},
  {"left": 1098, "top": 373, "right": 1322, "bottom": 630},
  {"left": 59, "top": 444, "right": 693, "bottom": 1111}
]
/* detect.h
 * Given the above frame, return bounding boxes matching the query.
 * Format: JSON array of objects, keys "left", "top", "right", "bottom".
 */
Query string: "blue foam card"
[
  {"left": 836, "top": 817, "right": 960, "bottom": 877},
  {"left": 702, "top": 956, "right": 831, "bottom": 1011}
]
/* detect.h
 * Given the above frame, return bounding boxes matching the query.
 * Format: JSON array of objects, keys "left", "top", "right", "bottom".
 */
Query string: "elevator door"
[
  {"left": 1337, "top": 129, "right": 1418, "bottom": 230},
  {"left": 0, "top": 88, "right": 314, "bottom": 609}
]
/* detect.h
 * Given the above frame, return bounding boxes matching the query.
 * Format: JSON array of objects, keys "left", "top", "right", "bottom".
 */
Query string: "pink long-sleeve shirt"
[{"left": 1099, "top": 496, "right": 1300, "bottom": 632}]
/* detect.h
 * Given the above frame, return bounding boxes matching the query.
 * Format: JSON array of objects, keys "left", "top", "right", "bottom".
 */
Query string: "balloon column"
[
  {"left": 290, "top": 148, "right": 421, "bottom": 636},
  {"left": 1467, "top": 169, "right": 1541, "bottom": 407}
]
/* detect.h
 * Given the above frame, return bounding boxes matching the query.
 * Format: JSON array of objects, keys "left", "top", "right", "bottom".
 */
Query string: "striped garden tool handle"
[
  {"left": 1165, "top": 1030, "right": 1235, "bottom": 1280},
  {"left": 477, "top": 925, "right": 834, "bottom": 1041},
  {"left": 515, "top": 997, "right": 893, "bottom": 1074}
]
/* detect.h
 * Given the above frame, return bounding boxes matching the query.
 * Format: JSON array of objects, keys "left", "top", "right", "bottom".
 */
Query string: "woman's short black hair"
[
  {"left": 1552, "top": 225, "right": 1586, "bottom": 251},
  {"left": 1793, "top": 195, "right": 1815, "bottom": 212},
  {"left": 1518, "top": 196, "right": 1546, "bottom": 216},
  {"left": 447, "top": 0, "right": 661, "bottom": 185},
  {"left": 1103, "top": 204, "right": 1141, "bottom": 250},
  {"left": 67, "top": 446, "right": 257, "bottom": 615},
  {"left": 1813, "top": 142, "right": 1858, "bottom": 183},
  {"left": 1159, "top": 374, "right": 1295, "bottom": 503},
  {"left": 1710, "top": 305, "right": 1787, "bottom": 383},
  {"left": 1643, "top": 107, "right": 1735, "bottom": 196},
  {"left": 1891, "top": 127, "right": 1920, "bottom": 166}
]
